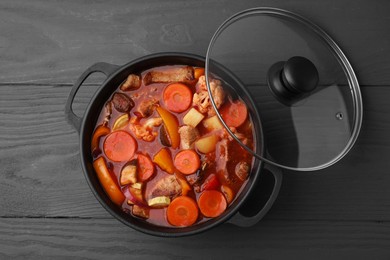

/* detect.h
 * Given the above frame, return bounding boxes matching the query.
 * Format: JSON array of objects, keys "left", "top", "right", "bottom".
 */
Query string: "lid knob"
[{"left": 267, "top": 56, "right": 319, "bottom": 106}]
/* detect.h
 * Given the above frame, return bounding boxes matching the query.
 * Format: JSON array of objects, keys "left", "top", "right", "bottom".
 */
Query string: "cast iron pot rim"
[{"left": 79, "top": 52, "right": 265, "bottom": 237}]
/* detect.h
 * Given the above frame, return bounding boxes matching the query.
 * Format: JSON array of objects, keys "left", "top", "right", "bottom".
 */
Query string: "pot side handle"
[
  {"left": 227, "top": 163, "right": 283, "bottom": 227},
  {"left": 65, "top": 62, "right": 119, "bottom": 133}
]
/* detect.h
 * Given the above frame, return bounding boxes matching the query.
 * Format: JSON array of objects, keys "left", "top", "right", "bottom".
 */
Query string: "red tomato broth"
[{"left": 91, "top": 65, "right": 255, "bottom": 228}]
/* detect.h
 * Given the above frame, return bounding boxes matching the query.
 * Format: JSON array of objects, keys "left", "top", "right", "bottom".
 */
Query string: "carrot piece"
[
  {"left": 219, "top": 100, "right": 248, "bottom": 128},
  {"left": 163, "top": 83, "right": 192, "bottom": 113},
  {"left": 156, "top": 107, "right": 180, "bottom": 149},
  {"left": 91, "top": 125, "right": 110, "bottom": 153},
  {"left": 175, "top": 172, "right": 192, "bottom": 196},
  {"left": 194, "top": 68, "right": 205, "bottom": 79},
  {"left": 103, "top": 131, "right": 137, "bottom": 162},
  {"left": 93, "top": 157, "right": 125, "bottom": 206},
  {"left": 198, "top": 190, "right": 227, "bottom": 218},
  {"left": 137, "top": 154, "right": 155, "bottom": 181},
  {"left": 167, "top": 196, "right": 199, "bottom": 227},
  {"left": 153, "top": 148, "right": 175, "bottom": 174},
  {"left": 174, "top": 150, "right": 200, "bottom": 175}
]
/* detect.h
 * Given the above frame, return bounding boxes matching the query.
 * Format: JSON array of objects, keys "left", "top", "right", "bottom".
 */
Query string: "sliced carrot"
[
  {"left": 219, "top": 100, "right": 248, "bottom": 128},
  {"left": 167, "top": 196, "right": 199, "bottom": 227},
  {"left": 137, "top": 154, "right": 155, "bottom": 181},
  {"left": 174, "top": 150, "right": 200, "bottom": 175},
  {"left": 103, "top": 130, "right": 137, "bottom": 162},
  {"left": 194, "top": 68, "right": 205, "bottom": 79},
  {"left": 156, "top": 107, "right": 180, "bottom": 149},
  {"left": 91, "top": 124, "right": 110, "bottom": 153},
  {"left": 163, "top": 83, "right": 192, "bottom": 113},
  {"left": 153, "top": 147, "right": 175, "bottom": 174},
  {"left": 93, "top": 157, "right": 125, "bottom": 206},
  {"left": 198, "top": 190, "right": 227, "bottom": 218}
]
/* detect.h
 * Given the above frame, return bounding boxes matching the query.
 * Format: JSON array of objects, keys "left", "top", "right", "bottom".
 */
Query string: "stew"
[{"left": 91, "top": 65, "right": 254, "bottom": 227}]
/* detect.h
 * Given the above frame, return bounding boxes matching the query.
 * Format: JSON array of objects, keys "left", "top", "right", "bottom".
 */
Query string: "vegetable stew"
[{"left": 91, "top": 65, "right": 254, "bottom": 227}]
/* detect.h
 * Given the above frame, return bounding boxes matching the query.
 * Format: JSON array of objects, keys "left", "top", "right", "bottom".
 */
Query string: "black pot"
[{"left": 65, "top": 52, "right": 282, "bottom": 237}]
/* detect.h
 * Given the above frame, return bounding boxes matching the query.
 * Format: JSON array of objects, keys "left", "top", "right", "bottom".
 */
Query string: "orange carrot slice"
[
  {"left": 167, "top": 196, "right": 199, "bottom": 227},
  {"left": 174, "top": 150, "right": 200, "bottom": 175},
  {"left": 103, "top": 131, "right": 137, "bottom": 162},
  {"left": 198, "top": 190, "right": 227, "bottom": 218},
  {"left": 163, "top": 83, "right": 192, "bottom": 113},
  {"left": 219, "top": 100, "right": 248, "bottom": 128}
]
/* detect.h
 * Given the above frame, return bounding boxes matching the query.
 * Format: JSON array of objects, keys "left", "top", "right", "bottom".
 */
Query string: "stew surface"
[{"left": 91, "top": 65, "right": 254, "bottom": 227}]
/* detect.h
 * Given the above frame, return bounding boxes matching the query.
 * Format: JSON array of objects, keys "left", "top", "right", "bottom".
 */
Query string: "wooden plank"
[
  {"left": 0, "top": 83, "right": 110, "bottom": 218},
  {"left": 0, "top": 217, "right": 389, "bottom": 259},
  {"left": 0, "top": 0, "right": 389, "bottom": 85},
  {"left": 0, "top": 83, "right": 389, "bottom": 221}
]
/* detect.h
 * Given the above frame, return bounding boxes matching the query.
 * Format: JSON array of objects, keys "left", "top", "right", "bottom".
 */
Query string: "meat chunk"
[
  {"left": 144, "top": 66, "right": 194, "bottom": 85},
  {"left": 221, "top": 127, "right": 249, "bottom": 145},
  {"left": 235, "top": 161, "right": 250, "bottom": 181},
  {"left": 149, "top": 175, "right": 181, "bottom": 200},
  {"left": 129, "top": 117, "right": 163, "bottom": 142},
  {"left": 120, "top": 74, "right": 141, "bottom": 91},
  {"left": 178, "top": 125, "right": 200, "bottom": 149},
  {"left": 137, "top": 99, "right": 158, "bottom": 118},
  {"left": 193, "top": 75, "right": 226, "bottom": 116},
  {"left": 112, "top": 92, "right": 135, "bottom": 113},
  {"left": 216, "top": 139, "right": 229, "bottom": 181},
  {"left": 187, "top": 161, "right": 207, "bottom": 193},
  {"left": 102, "top": 101, "right": 112, "bottom": 126},
  {"left": 132, "top": 205, "right": 149, "bottom": 219}
]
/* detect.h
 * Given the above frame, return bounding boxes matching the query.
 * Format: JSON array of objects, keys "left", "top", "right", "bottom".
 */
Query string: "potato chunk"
[
  {"left": 203, "top": 115, "right": 223, "bottom": 131},
  {"left": 183, "top": 108, "right": 205, "bottom": 128},
  {"left": 195, "top": 135, "right": 218, "bottom": 154}
]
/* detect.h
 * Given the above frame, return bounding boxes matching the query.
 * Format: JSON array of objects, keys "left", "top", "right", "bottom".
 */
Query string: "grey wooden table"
[{"left": 1, "top": 0, "right": 390, "bottom": 259}]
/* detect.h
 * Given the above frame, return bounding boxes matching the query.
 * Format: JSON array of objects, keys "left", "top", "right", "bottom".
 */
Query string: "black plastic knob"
[{"left": 267, "top": 56, "right": 319, "bottom": 106}]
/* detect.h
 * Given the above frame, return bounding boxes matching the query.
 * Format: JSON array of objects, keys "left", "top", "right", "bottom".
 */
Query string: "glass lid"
[{"left": 205, "top": 7, "right": 363, "bottom": 171}]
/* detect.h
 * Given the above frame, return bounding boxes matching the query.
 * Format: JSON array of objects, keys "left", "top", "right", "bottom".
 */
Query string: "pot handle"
[
  {"left": 227, "top": 163, "right": 283, "bottom": 227},
  {"left": 65, "top": 62, "right": 119, "bottom": 132}
]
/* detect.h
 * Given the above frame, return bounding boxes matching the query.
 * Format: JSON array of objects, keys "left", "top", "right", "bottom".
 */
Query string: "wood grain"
[
  {"left": 0, "top": 218, "right": 389, "bottom": 259},
  {"left": 0, "top": 84, "right": 389, "bottom": 222},
  {"left": 0, "top": 0, "right": 389, "bottom": 85}
]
